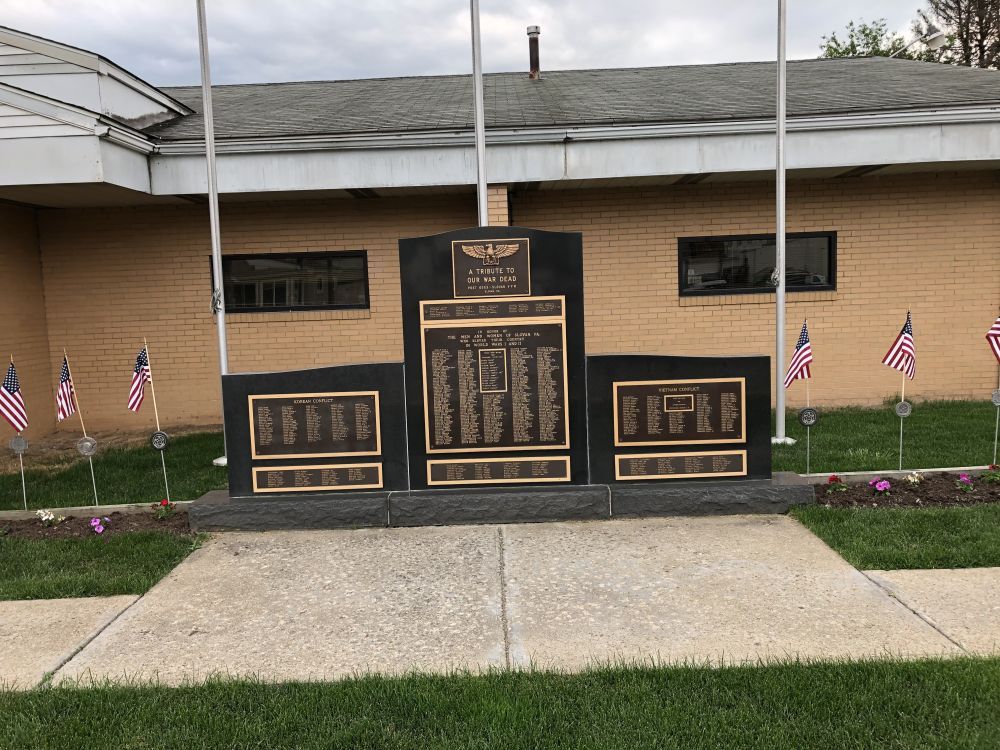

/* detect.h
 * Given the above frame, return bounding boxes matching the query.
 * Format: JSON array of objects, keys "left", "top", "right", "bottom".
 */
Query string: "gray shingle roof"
[{"left": 145, "top": 57, "right": 1000, "bottom": 141}]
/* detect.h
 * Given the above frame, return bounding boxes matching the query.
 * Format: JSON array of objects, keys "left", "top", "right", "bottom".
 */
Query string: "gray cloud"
[{"left": 1, "top": 0, "right": 924, "bottom": 85}]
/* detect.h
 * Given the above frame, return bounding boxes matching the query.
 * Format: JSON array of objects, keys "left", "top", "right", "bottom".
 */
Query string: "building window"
[
  {"left": 678, "top": 232, "right": 836, "bottom": 296},
  {"left": 219, "top": 251, "right": 369, "bottom": 312}
]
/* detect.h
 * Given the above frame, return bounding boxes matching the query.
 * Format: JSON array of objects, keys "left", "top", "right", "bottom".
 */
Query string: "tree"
[
  {"left": 819, "top": 19, "right": 925, "bottom": 59},
  {"left": 918, "top": 1, "right": 1000, "bottom": 67}
]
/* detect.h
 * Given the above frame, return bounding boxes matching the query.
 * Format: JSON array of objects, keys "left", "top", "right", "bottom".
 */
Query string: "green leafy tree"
[{"left": 820, "top": 17, "right": 944, "bottom": 61}]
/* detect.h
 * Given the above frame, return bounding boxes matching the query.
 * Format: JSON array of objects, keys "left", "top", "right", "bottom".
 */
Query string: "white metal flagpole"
[
  {"left": 144, "top": 339, "right": 171, "bottom": 502},
  {"left": 18, "top": 450, "right": 26, "bottom": 511},
  {"left": 196, "top": 0, "right": 230, "bottom": 465},
  {"left": 772, "top": 0, "right": 792, "bottom": 446},
  {"left": 469, "top": 0, "right": 488, "bottom": 226},
  {"left": 64, "top": 351, "right": 98, "bottom": 506}
]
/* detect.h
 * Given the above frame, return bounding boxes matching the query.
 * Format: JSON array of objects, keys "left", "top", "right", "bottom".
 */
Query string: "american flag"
[
  {"left": 128, "top": 347, "right": 151, "bottom": 413},
  {"left": 783, "top": 319, "right": 813, "bottom": 388},
  {"left": 56, "top": 356, "right": 77, "bottom": 422},
  {"left": 0, "top": 360, "right": 28, "bottom": 433},
  {"left": 882, "top": 311, "right": 916, "bottom": 380},
  {"left": 987, "top": 316, "right": 1000, "bottom": 363}
]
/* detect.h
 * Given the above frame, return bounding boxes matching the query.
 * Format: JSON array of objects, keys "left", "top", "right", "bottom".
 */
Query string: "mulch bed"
[
  {"left": 0, "top": 510, "right": 191, "bottom": 540},
  {"left": 815, "top": 472, "right": 1000, "bottom": 508}
]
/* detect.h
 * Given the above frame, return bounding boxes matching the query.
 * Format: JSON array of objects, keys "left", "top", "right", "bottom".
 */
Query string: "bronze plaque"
[
  {"left": 249, "top": 391, "right": 380, "bottom": 459},
  {"left": 615, "top": 450, "right": 747, "bottom": 480},
  {"left": 427, "top": 456, "right": 570, "bottom": 486},
  {"left": 613, "top": 378, "right": 745, "bottom": 446},
  {"left": 422, "top": 297, "right": 563, "bottom": 323},
  {"left": 421, "top": 313, "right": 569, "bottom": 454},
  {"left": 252, "top": 463, "right": 383, "bottom": 492},
  {"left": 452, "top": 238, "right": 530, "bottom": 298}
]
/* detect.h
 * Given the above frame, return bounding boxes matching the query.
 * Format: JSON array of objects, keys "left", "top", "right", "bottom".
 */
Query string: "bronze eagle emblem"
[{"left": 460, "top": 243, "right": 520, "bottom": 266}]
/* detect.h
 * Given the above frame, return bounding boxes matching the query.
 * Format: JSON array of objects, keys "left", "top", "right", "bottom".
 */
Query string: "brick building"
[{"left": 1, "top": 25, "right": 999, "bottom": 438}]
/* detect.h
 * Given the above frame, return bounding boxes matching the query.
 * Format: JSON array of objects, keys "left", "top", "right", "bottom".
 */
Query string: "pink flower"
[
  {"left": 959, "top": 473, "right": 972, "bottom": 485},
  {"left": 875, "top": 480, "right": 891, "bottom": 492},
  {"left": 94, "top": 524, "right": 104, "bottom": 534},
  {"left": 868, "top": 478, "right": 879, "bottom": 487},
  {"left": 89, "top": 517, "right": 101, "bottom": 527}
]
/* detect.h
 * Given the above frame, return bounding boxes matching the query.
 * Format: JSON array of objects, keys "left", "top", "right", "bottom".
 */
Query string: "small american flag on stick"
[
  {"left": 56, "top": 356, "right": 77, "bottom": 422},
  {"left": 128, "top": 347, "right": 151, "bottom": 413},
  {"left": 986, "top": 316, "right": 1000, "bottom": 363},
  {"left": 0, "top": 360, "right": 28, "bottom": 433},
  {"left": 783, "top": 320, "right": 813, "bottom": 388},
  {"left": 882, "top": 311, "right": 916, "bottom": 380}
]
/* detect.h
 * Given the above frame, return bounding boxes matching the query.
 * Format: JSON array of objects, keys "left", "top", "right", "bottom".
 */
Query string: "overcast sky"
[{"left": 1, "top": 0, "right": 924, "bottom": 85}]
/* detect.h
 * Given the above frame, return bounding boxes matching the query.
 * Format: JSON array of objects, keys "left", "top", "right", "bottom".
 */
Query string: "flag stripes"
[
  {"left": 987, "top": 316, "right": 1000, "bottom": 363},
  {"left": 0, "top": 361, "right": 28, "bottom": 432},
  {"left": 128, "top": 347, "right": 151, "bottom": 412},
  {"left": 56, "top": 356, "right": 77, "bottom": 422},
  {"left": 882, "top": 311, "right": 916, "bottom": 380},
  {"left": 783, "top": 320, "right": 813, "bottom": 388}
]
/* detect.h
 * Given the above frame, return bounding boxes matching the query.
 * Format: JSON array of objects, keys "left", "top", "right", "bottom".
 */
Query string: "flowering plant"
[
  {"left": 868, "top": 477, "right": 891, "bottom": 496},
  {"left": 89, "top": 516, "right": 110, "bottom": 535},
  {"left": 904, "top": 471, "right": 924, "bottom": 485},
  {"left": 35, "top": 509, "right": 66, "bottom": 527},
  {"left": 825, "top": 474, "right": 847, "bottom": 494},
  {"left": 981, "top": 465, "right": 1000, "bottom": 484},
  {"left": 956, "top": 473, "right": 974, "bottom": 493},
  {"left": 151, "top": 498, "right": 176, "bottom": 520}
]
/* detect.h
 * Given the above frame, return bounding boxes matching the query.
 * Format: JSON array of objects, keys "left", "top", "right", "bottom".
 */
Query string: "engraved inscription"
[
  {"left": 452, "top": 238, "right": 531, "bottom": 298},
  {"left": 250, "top": 392, "right": 380, "bottom": 458},
  {"left": 615, "top": 451, "right": 747, "bottom": 480},
  {"left": 614, "top": 379, "right": 745, "bottom": 446},
  {"left": 423, "top": 321, "right": 568, "bottom": 453},
  {"left": 428, "top": 456, "right": 570, "bottom": 485},
  {"left": 253, "top": 463, "right": 383, "bottom": 493}
]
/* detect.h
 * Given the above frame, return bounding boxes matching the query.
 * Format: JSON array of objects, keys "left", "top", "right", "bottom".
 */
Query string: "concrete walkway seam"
[
  {"left": 861, "top": 571, "right": 969, "bottom": 654},
  {"left": 497, "top": 526, "right": 512, "bottom": 669},
  {"left": 37, "top": 595, "right": 142, "bottom": 689}
]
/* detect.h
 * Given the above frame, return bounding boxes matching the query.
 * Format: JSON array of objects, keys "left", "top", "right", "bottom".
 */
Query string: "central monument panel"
[{"left": 400, "top": 227, "right": 587, "bottom": 490}]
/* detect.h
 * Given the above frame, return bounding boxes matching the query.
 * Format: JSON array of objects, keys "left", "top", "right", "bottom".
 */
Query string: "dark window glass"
[
  {"left": 220, "top": 252, "right": 369, "bottom": 312},
  {"left": 678, "top": 233, "right": 835, "bottom": 295}
]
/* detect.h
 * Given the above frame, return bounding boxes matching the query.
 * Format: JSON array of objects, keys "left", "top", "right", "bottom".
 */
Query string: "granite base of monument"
[{"left": 189, "top": 482, "right": 812, "bottom": 531}]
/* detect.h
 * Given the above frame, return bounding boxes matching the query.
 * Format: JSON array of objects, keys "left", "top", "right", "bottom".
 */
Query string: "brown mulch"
[
  {"left": 0, "top": 423, "right": 221, "bottom": 475},
  {"left": 0, "top": 510, "right": 191, "bottom": 540},
  {"left": 816, "top": 472, "right": 1000, "bottom": 508}
]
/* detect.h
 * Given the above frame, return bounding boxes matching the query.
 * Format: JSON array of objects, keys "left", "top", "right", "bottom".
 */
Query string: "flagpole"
[
  {"left": 469, "top": 0, "right": 488, "bottom": 226},
  {"left": 805, "top": 377, "right": 810, "bottom": 474},
  {"left": 9, "top": 354, "right": 27, "bottom": 509},
  {"left": 64, "top": 350, "right": 98, "bottom": 506},
  {"left": 144, "top": 338, "right": 171, "bottom": 502},
  {"left": 899, "top": 371, "right": 906, "bottom": 471},
  {"left": 994, "top": 367, "right": 999, "bottom": 466}
]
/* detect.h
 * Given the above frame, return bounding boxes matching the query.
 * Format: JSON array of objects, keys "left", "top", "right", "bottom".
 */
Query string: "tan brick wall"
[
  {"left": 29, "top": 171, "right": 1000, "bottom": 432},
  {"left": 0, "top": 204, "right": 54, "bottom": 438},
  {"left": 37, "top": 194, "right": 475, "bottom": 431},
  {"left": 512, "top": 171, "right": 1000, "bottom": 407},
  {"left": 487, "top": 185, "right": 509, "bottom": 226}
]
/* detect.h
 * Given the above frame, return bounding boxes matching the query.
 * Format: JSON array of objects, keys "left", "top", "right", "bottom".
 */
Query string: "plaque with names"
[
  {"left": 252, "top": 463, "right": 383, "bottom": 492},
  {"left": 615, "top": 450, "right": 746, "bottom": 480},
  {"left": 613, "top": 378, "right": 745, "bottom": 446},
  {"left": 421, "top": 299, "right": 569, "bottom": 453},
  {"left": 427, "top": 456, "right": 570, "bottom": 486},
  {"left": 422, "top": 297, "right": 564, "bottom": 323},
  {"left": 452, "top": 238, "right": 531, "bottom": 298},
  {"left": 249, "top": 391, "right": 380, "bottom": 459}
]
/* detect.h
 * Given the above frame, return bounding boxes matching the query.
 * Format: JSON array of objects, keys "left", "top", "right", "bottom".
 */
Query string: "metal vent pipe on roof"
[{"left": 528, "top": 26, "right": 541, "bottom": 79}]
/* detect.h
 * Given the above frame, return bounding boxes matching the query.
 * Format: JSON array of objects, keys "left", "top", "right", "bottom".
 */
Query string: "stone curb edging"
[{"left": 0, "top": 500, "right": 193, "bottom": 522}]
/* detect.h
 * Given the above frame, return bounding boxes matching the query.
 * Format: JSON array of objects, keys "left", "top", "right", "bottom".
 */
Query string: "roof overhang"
[{"left": 148, "top": 105, "right": 1000, "bottom": 195}]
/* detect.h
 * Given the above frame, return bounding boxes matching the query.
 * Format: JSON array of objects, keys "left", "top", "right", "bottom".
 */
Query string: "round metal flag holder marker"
[
  {"left": 9, "top": 435, "right": 28, "bottom": 455},
  {"left": 150, "top": 431, "right": 170, "bottom": 452},
  {"left": 895, "top": 401, "right": 913, "bottom": 419},
  {"left": 797, "top": 407, "right": 819, "bottom": 427},
  {"left": 76, "top": 436, "right": 98, "bottom": 456}
]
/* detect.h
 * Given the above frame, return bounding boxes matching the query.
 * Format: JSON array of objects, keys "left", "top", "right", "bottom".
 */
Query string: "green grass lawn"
[
  {"left": 2, "top": 658, "right": 998, "bottom": 749},
  {"left": 0, "top": 432, "right": 227, "bottom": 511},
  {"left": 791, "top": 503, "right": 1000, "bottom": 570},
  {"left": 772, "top": 399, "right": 997, "bottom": 474},
  {"left": 0, "top": 532, "right": 204, "bottom": 600}
]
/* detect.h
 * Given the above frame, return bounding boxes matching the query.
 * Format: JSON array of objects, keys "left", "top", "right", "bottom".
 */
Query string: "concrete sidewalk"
[{"left": 27, "top": 514, "right": 994, "bottom": 687}]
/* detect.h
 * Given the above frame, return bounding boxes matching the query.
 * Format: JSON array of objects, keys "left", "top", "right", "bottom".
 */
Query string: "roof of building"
[{"left": 145, "top": 57, "right": 1000, "bottom": 141}]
